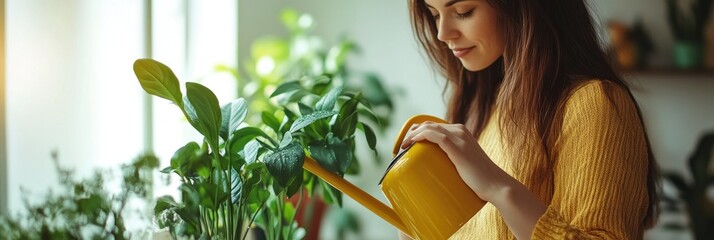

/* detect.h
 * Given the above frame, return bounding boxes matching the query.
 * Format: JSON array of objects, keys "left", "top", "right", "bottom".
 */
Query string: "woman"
[{"left": 400, "top": 0, "right": 659, "bottom": 239}]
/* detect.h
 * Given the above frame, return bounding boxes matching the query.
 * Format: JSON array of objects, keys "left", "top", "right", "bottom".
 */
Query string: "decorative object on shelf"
[
  {"left": 608, "top": 21, "right": 638, "bottom": 69},
  {"left": 607, "top": 19, "right": 654, "bottom": 69},
  {"left": 662, "top": 131, "right": 714, "bottom": 240},
  {"left": 665, "top": 0, "right": 713, "bottom": 69}
]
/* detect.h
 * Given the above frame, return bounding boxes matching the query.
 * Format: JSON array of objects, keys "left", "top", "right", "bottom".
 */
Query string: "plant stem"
[
  {"left": 277, "top": 191, "right": 284, "bottom": 240},
  {"left": 287, "top": 188, "right": 303, "bottom": 239},
  {"left": 243, "top": 201, "right": 265, "bottom": 240}
]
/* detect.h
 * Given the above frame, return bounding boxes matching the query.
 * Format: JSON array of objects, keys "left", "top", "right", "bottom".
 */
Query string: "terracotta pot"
[{"left": 289, "top": 190, "right": 328, "bottom": 240}]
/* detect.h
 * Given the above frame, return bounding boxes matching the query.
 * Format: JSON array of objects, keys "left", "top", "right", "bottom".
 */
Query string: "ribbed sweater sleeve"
[{"left": 531, "top": 81, "right": 650, "bottom": 239}]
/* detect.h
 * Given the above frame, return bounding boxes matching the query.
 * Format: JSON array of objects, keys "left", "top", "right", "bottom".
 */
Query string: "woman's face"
[{"left": 425, "top": 0, "right": 504, "bottom": 71}]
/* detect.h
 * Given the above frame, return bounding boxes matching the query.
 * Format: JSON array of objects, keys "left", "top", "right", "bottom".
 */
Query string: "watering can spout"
[
  {"left": 302, "top": 157, "right": 414, "bottom": 238},
  {"left": 303, "top": 115, "right": 485, "bottom": 239}
]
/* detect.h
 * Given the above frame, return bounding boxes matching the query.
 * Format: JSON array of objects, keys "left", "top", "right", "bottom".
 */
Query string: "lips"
[{"left": 451, "top": 46, "right": 475, "bottom": 58}]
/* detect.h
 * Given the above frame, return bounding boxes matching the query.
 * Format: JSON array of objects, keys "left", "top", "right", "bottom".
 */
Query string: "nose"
[{"left": 436, "top": 19, "right": 459, "bottom": 43}]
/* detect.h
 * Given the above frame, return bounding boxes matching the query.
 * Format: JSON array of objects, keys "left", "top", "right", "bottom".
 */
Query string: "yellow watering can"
[{"left": 302, "top": 115, "right": 486, "bottom": 239}]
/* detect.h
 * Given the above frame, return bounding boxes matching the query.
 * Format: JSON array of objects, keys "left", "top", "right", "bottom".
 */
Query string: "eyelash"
[
  {"left": 456, "top": 9, "right": 474, "bottom": 19},
  {"left": 431, "top": 8, "right": 474, "bottom": 21}
]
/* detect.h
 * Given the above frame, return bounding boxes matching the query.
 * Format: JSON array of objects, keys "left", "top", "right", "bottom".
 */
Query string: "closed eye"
[{"left": 456, "top": 9, "right": 474, "bottom": 19}]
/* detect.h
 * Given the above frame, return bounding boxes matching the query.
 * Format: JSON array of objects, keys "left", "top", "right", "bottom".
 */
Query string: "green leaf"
[
  {"left": 331, "top": 141, "right": 353, "bottom": 175},
  {"left": 196, "top": 182, "right": 226, "bottom": 210},
  {"left": 270, "top": 81, "right": 302, "bottom": 98},
  {"left": 320, "top": 180, "right": 343, "bottom": 207},
  {"left": 159, "top": 166, "right": 173, "bottom": 174},
  {"left": 308, "top": 143, "right": 339, "bottom": 173},
  {"left": 262, "top": 111, "right": 282, "bottom": 133},
  {"left": 230, "top": 127, "right": 277, "bottom": 151},
  {"left": 286, "top": 89, "right": 314, "bottom": 103},
  {"left": 357, "top": 122, "right": 378, "bottom": 156},
  {"left": 244, "top": 140, "right": 262, "bottom": 164},
  {"left": 282, "top": 202, "right": 296, "bottom": 222},
  {"left": 155, "top": 196, "right": 179, "bottom": 215},
  {"left": 133, "top": 59, "right": 183, "bottom": 107},
  {"left": 286, "top": 174, "right": 303, "bottom": 198},
  {"left": 337, "top": 112, "right": 359, "bottom": 140},
  {"left": 185, "top": 82, "right": 222, "bottom": 149},
  {"left": 230, "top": 168, "right": 242, "bottom": 204},
  {"left": 298, "top": 102, "right": 313, "bottom": 116},
  {"left": 315, "top": 86, "right": 343, "bottom": 111},
  {"left": 289, "top": 111, "right": 337, "bottom": 133},
  {"left": 248, "top": 188, "right": 270, "bottom": 207},
  {"left": 220, "top": 98, "right": 248, "bottom": 141},
  {"left": 357, "top": 108, "right": 381, "bottom": 129},
  {"left": 263, "top": 141, "right": 305, "bottom": 188},
  {"left": 362, "top": 73, "right": 393, "bottom": 109},
  {"left": 280, "top": 133, "right": 294, "bottom": 149},
  {"left": 334, "top": 94, "right": 361, "bottom": 139},
  {"left": 171, "top": 142, "right": 202, "bottom": 176}
]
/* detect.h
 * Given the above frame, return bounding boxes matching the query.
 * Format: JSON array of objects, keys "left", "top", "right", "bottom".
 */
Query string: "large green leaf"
[
  {"left": 133, "top": 59, "right": 183, "bottom": 107},
  {"left": 220, "top": 98, "right": 248, "bottom": 141},
  {"left": 315, "top": 86, "right": 342, "bottom": 111},
  {"left": 289, "top": 111, "right": 337, "bottom": 133},
  {"left": 185, "top": 82, "right": 222, "bottom": 149},
  {"left": 263, "top": 141, "right": 305, "bottom": 188}
]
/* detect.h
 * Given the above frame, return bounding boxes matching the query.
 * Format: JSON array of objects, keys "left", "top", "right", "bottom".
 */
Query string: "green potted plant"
[
  {"left": 663, "top": 132, "right": 714, "bottom": 239},
  {"left": 214, "top": 9, "right": 397, "bottom": 239},
  {"left": 0, "top": 153, "right": 158, "bottom": 239},
  {"left": 135, "top": 58, "right": 380, "bottom": 239},
  {"left": 666, "top": 0, "right": 713, "bottom": 68}
]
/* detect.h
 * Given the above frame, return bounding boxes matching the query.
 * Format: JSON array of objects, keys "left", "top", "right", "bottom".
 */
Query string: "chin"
[
  {"left": 460, "top": 60, "right": 489, "bottom": 72},
  {"left": 460, "top": 57, "right": 500, "bottom": 72}
]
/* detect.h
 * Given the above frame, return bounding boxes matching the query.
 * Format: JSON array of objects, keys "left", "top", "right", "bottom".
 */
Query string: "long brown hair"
[{"left": 409, "top": 0, "right": 659, "bottom": 227}]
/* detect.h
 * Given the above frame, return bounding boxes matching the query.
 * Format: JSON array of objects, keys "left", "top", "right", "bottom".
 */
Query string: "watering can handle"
[{"left": 392, "top": 115, "right": 449, "bottom": 157}]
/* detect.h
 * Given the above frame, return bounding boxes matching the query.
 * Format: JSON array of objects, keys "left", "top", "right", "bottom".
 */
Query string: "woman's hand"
[
  {"left": 400, "top": 121, "right": 509, "bottom": 202},
  {"left": 401, "top": 121, "right": 547, "bottom": 240}
]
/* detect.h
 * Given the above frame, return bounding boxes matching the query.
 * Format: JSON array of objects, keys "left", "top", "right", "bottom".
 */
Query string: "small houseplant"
[
  {"left": 665, "top": 0, "right": 713, "bottom": 68},
  {"left": 0, "top": 153, "right": 158, "bottom": 239},
  {"left": 663, "top": 131, "right": 714, "bottom": 239},
  {"left": 135, "top": 58, "right": 379, "bottom": 239}
]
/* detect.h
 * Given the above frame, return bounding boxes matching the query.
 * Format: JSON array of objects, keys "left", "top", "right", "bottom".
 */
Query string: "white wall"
[
  {"left": 5, "top": 0, "right": 146, "bottom": 211},
  {"left": 238, "top": 0, "right": 714, "bottom": 239}
]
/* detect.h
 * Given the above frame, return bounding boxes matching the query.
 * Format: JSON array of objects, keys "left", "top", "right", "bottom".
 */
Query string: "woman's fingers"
[
  {"left": 402, "top": 122, "right": 468, "bottom": 150},
  {"left": 410, "top": 129, "right": 457, "bottom": 153}
]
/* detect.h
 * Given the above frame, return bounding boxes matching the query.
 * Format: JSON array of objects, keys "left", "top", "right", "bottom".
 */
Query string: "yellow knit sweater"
[{"left": 450, "top": 81, "right": 650, "bottom": 239}]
